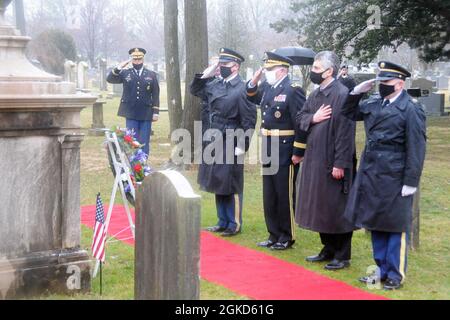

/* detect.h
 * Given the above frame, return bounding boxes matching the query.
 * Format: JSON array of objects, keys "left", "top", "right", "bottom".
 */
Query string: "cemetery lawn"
[{"left": 74, "top": 86, "right": 450, "bottom": 300}]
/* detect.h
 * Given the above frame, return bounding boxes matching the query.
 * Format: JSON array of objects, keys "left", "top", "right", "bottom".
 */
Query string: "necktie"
[{"left": 382, "top": 100, "right": 390, "bottom": 108}]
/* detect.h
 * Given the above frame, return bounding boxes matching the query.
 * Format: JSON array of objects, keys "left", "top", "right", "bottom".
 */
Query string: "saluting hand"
[
  {"left": 201, "top": 63, "right": 219, "bottom": 79},
  {"left": 250, "top": 68, "right": 264, "bottom": 86},
  {"left": 352, "top": 79, "right": 376, "bottom": 94},
  {"left": 118, "top": 59, "right": 132, "bottom": 70},
  {"left": 312, "top": 104, "right": 332, "bottom": 124}
]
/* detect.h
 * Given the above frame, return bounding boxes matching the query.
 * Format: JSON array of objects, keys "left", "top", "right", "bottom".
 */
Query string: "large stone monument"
[
  {"left": 135, "top": 170, "right": 201, "bottom": 300},
  {"left": 0, "top": 0, "right": 97, "bottom": 299}
]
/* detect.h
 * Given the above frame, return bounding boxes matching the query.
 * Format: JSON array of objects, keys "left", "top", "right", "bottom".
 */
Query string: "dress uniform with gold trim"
[
  {"left": 343, "top": 61, "right": 427, "bottom": 290},
  {"left": 247, "top": 52, "right": 307, "bottom": 250},
  {"left": 107, "top": 48, "right": 160, "bottom": 156}
]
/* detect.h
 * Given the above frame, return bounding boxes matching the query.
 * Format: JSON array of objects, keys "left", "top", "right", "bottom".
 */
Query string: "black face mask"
[
  {"left": 220, "top": 66, "right": 233, "bottom": 79},
  {"left": 379, "top": 83, "right": 396, "bottom": 99},
  {"left": 310, "top": 70, "right": 327, "bottom": 85},
  {"left": 133, "top": 63, "right": 143, "bottom": 70}
]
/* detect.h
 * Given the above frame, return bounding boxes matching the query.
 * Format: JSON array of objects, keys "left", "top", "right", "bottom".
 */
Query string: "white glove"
[
  {"left": 201, "top": 63, "right": 218, "bottom": 79},
  {"left": 352, "top": 79, "right": 376, "bottom": 95},
  {"left": 402, "top": 185, "right": 417, "bottom": 197},
  {"left": 235, "top": 147, "right": 245, "bottom": 156}
]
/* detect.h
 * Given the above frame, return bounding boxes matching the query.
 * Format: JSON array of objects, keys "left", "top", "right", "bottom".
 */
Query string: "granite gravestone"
[
  {"left": 135, "top": 170, "right": 201, "bottom": 300},
  {"left": 0, "top": 0, "right": 96, "bottom": 299}
]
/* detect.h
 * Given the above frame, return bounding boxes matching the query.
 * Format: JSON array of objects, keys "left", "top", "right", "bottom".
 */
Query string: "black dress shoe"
[
  {"left": 383, "top": 279, "right": 402, "bottom": 290},
  {"left": 257, "top": 240, "right": 275, "bottom": 248},
  {"left": 305, "top": 253, "right": 333, "bottom": 263},
  {"left": 324, "top": 259, "right": 351, "bottom": 270},
  {"left": 270, "top": 240, "right": 294, "bottom": 251},
  {"left": 205, "top": 225, "right": 226, "bottom": 233},
  {"left": 221, "top": 229, "right": 241, "bottom": 237}
]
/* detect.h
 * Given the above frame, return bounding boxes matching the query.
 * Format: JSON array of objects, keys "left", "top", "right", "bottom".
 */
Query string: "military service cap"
[
  {"left": 218, "top": 48, "right": 245, "bottom": 64},
  {"left": 376, "top": 61, "right": 411, "bottom": 81},
  {"left": 263, "top": 51, "right": 294, "bottom": 69},
  {"left": 129, "top": 48, "right": 147, "bottom": 59}
]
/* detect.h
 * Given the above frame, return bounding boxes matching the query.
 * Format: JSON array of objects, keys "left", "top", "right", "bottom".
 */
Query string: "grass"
[{"left": 73, "top": 83, "right": 450, "bottom": 300}]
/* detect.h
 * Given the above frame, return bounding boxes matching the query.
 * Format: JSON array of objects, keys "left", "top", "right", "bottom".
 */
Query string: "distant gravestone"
[
  {"left": 112, "top": 83, "right": 123, "bottom": 97},
  {"left": 411, "top": 78, "right": 435, "bottom": 95},
  {"left": 418, "top": 93, "right": 448, "bottom": 116},
  {"left": 437, "top": 76, "right": 449, "bottom": 90},
  {"left": 77, "top": 61, "right": 89, "bottom": 90},
  {"left": 135, "top": 170, "right": 201, "bottom": 300},
  {"left": 88, "top": 99, "right": 107, "bottom": 136},
  {"left": 63, "top": 60, "right": 77, "bottom": 83},
  {"left": 99, "top": 59, "right": 107, "bottom": 91}
]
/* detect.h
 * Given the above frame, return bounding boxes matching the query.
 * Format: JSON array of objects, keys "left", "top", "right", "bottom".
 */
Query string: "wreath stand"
[{"left": 93, "top": 130, "right": 136, "bottom": 278}]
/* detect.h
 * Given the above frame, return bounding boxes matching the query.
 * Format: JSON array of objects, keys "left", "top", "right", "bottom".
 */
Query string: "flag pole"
[{"left": 100, "top": 261, "right": 103, "bottom": 296}]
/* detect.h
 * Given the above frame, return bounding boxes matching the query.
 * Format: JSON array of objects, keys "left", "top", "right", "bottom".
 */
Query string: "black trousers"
[
  {"left": 263, "top": 164, "right": 299, "bottom": 243},
  {"left": 319, "top": 232, "right": 353, "bottom": 261}
]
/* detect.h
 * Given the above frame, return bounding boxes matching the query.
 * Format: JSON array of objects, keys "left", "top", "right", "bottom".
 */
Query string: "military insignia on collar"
[
  {"left": 275, "top": 111, "right": 282, "bottom": 119},
  {"left": 274, "top": 94, "right": 287, "bottom": 102},
  {"left": 147, "top": 85, "right": 151, "bottom": 90}
]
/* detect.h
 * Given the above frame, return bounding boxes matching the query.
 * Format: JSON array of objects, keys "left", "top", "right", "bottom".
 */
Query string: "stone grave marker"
[{"left": 135, "top": 170, "right": 201, "bottom": 300}]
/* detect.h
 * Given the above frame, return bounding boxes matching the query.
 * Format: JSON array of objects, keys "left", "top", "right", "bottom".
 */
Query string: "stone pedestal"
[
  {"left": 0, "top": 2, "right": 97, "bottom": 299},
  {"left": 135, "top": 170, "right": 201, "bottom": 300}
]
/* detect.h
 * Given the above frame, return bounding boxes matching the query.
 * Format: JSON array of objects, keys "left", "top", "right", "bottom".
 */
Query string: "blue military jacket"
[
  {"left": 342, "top": 90, "right": 427, "bottom": 233},
  {"left": 247, "top": 77, "right": 307, "bottom": 166},
  {"left": 107, "top": 67, "right": 160, "bottom": 121}
]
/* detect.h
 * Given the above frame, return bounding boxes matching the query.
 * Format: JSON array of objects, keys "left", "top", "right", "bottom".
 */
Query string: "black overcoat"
[
  {"left": 190, "top": 75, "right": 257, "bottom": 195},
  {"left": 295, "top": 80, "right": 357, "bottom": 234}
]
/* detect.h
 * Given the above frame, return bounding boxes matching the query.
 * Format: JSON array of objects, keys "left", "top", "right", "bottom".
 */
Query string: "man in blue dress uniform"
[
  {"left": 190, "top": 48, "right": 257, "bottom": 237},
  {"left": 246, "top": 52, "right": 307, "bottom": 250},
  {"left": 342, "top": 61, "right": 427, "bottom": 290},
  {"left": 107, "top": 48, "right": 160, "bottom": 156}
]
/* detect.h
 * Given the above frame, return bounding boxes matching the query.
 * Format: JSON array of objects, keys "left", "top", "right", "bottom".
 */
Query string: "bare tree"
[
  {"left": 183, "top": 0, "right": 208, "bottom": 157},
  {"left": 78, "top": 0, "right": 109, "bottom": 65},
  {"left": 164, "top": 0, "right": 183, "bottom": 134}
]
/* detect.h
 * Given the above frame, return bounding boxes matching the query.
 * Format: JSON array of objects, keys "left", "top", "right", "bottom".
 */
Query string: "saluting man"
[
  {"left": 246, "top": 52, "right": 307, "bottom": 250},
  {"left": 190, "top": 48, "right": 257, "bottom": 237},
  {"left": 107, "top": 48, "right": 160, "bottom": 156},
  {"left": 342, "top": 61, "right": 427, "bottom": 290}
]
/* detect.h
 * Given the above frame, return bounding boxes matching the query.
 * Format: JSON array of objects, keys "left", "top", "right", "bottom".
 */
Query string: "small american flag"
[{"left": 91, "top": 194, "right": 107, "bottom": 263}]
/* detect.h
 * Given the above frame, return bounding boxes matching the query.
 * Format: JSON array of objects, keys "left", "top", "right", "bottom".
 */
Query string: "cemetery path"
[{"left": 81, "top": 205, "right": 387, "bottom": 300}]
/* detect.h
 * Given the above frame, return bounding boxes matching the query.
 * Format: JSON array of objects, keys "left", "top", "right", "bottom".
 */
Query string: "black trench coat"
[
  {"left": 342, "top": 91, "right": 427, "bottom": 233},
  {"left": 295, "top": 80, "right": 357, "bottom": 234},
  {"left": 190, "top": 75, "right": 257, "bottom": 195}
]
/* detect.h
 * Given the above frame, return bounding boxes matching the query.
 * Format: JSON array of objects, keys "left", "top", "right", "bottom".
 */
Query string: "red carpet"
[{"left": 81, "top": 205, "right": 386, "bottom": 300}]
